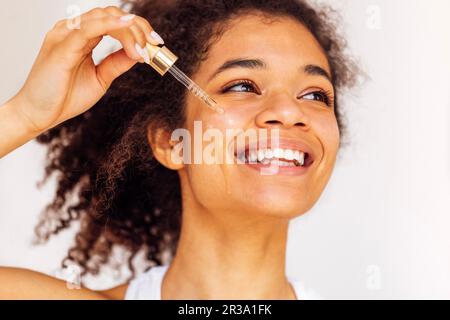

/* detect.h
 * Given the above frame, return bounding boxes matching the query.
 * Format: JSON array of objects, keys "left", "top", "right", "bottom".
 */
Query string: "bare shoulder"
[
  {"left": 0, "top": 267, "right": 129, "bottom": 300},
  {"left": 100, "top": 283, "right": 130, "bottom": 300}
]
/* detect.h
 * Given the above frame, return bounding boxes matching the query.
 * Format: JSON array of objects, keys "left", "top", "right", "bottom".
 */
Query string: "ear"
[{"left": 147, "top": 126, "right": 184, "bottom": 170}]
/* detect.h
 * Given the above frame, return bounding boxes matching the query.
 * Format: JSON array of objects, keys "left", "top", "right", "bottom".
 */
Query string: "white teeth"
[
  {"left": 249, "top": 151, "right": 258, "bottom": 163},
  {"left": 257, "top": 150, "right": 265, "bottom": 162},
  {"left": 299, "top": 152, "right": 305, "bottom": 166},
  {"left": 238, "top": 148, "right": 308, "bottom": 166},
  {"left": 284, "top": 149, "right": 294, "bottom": 161},
  {"left": 264, "top": 149, "right": 273, "bottom": 159},
  {"left": 273, "top": 159, "right": 296, "bottom": 167},
  {"left": 273, "top": 148, "right": 283, "bottom": 158},
  {"left": 293, "top": 151, "right": 305, "bottom": 165}
]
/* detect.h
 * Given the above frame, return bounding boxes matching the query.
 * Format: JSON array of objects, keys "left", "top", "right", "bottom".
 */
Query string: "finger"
[
  {"left": 95, "top": 48, "right": 137, "bottom": 92},
  {"left": 102, "top": 6, "right": 163, "bottom": 46},
  {"left": 48, "top": 6, "right": 153, "bottom": 61},
  {"left": 107, "top": 21, "right": 145, "bottom": 62},
  {"left": 130, "top": 24, "right": 147, "bottom": 49},
  {"left": 57, "top": 15, "right": 141, "bottom": 65},
  {"left": 49, "top": 7, "right": 111, "bottom": 41},
  {"left": 49, "top": 7, "right": 134, "bottom": 43},
  {"left": 127, "top": 24, "right": 148, "bottom": 63},
  {"left": 134, "top": 16, "right": 164, "bottom": 46},
  {"left": 81, "top": 10, "right": 145, "bottom": 61},
  {"left": 83, "top": 7, "right": 112, "bottom": 20},
  {"left": 102, "top": 5, "right": 148, "bottom": 49},
  {"left": 103, "top": 5, "right": 127, "bottom": 17},
  {"left": 102, "top": 6, "right": 162, "bottom": 49}
]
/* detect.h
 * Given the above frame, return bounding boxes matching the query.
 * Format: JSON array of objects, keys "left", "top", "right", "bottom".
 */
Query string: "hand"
[{"left": 10, "top": 6, "right": 163, "bottom": 134}]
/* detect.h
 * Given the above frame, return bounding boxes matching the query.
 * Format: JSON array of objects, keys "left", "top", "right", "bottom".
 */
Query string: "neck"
[{"left": 162, "top": 193, "right": 295, "bottom": 299}]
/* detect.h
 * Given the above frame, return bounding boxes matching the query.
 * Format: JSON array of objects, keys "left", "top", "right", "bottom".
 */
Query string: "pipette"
[{"left": 144, "top": 43, "right": 224, "bottom": 114}]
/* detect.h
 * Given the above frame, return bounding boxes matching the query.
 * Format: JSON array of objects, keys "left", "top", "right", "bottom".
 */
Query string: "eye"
[
  {"left": 221, "top": 80, "right": 259, "bottom": 94},
  {"left": 300, "top": 90, "right": 333, "bottom": 107}
]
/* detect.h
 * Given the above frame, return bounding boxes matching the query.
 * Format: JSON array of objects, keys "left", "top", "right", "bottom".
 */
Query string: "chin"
[{"left": 239, "top": 191, "right": 315, "bottom": 220}]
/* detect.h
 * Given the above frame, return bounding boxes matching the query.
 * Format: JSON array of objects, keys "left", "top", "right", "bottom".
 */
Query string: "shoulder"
[
  {"left": 0, "top": 266, "right": 127, "bottom": 300},
  {"left": 99, "top": 283, "right": 130, "bottom": 300}
]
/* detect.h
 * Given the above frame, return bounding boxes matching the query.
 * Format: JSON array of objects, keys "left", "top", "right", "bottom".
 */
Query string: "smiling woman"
[{"left": 0, "top": 0, "right": 357, "bottom": 299}]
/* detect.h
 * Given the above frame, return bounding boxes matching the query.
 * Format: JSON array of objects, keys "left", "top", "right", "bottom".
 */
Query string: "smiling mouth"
[{"left": 234, "top": 146, "right": 315, "bottom": 168}]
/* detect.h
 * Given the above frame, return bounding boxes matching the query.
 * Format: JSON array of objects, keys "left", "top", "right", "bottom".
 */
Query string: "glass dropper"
[{"left": 144, "top": 43, "right": 224, "bottom": 114}]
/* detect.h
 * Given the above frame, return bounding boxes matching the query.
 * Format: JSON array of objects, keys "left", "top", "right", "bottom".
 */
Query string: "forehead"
[{"left": 197, "top": 13, "right": 331, "bottom": 77}]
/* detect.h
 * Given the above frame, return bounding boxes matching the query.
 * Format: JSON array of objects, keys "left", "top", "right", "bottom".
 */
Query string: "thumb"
[{"left": 96, "top": 48, "right": 137, "bottom": 91}]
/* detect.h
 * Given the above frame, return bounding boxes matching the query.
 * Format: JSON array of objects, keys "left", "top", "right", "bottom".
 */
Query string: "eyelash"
[
  {"left": 300, "top": 90, "right": 334, "bottom": 107},
  {"left": 221, "top": 80, "right": 334, "bottom": 107},
  {"left": 221, "top": 80, "right": 258, "bottom": 94}
]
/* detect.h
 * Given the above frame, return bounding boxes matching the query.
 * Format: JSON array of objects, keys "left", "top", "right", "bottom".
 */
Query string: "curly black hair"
[{"left": 34, "top": 0, "right": 358, "bottom": 283}]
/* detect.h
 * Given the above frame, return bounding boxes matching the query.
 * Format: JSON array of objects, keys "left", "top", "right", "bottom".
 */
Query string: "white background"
[{"left": 1, "top": 0, "right": 450, "bottom": 299}]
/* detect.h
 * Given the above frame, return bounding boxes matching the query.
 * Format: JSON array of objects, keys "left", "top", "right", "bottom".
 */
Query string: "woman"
[{"left": 0, "top": 0, "right": 356, "bottom": 299}]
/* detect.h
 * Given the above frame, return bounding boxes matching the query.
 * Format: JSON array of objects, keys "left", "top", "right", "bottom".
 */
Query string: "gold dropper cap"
[{"left": 145, "top": 43, "right": 178, "bottom": 76}]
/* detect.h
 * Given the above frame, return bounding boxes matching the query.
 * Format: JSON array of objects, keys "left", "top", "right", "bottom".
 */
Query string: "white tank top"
[{"left": 124, "top": 265, "right": 320, "bottom": 300}]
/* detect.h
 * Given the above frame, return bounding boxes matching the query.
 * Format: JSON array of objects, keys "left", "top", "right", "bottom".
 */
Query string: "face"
[{"left": 163, "top": 14, "right": 340, "bottom": 219}]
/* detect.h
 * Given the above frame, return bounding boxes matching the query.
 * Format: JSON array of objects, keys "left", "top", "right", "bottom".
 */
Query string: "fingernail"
[
  {"left": 149, "top": 30, "right": 164, "bottom": 45},
  {"left": 134, "top": 43, "right": 149, "bottom": 63},
  {"left": 134, "top": 43, "right": 144, "bottom": 60},
  {"left": 120, "top": 14, "right": 136, "bottom": 22},
  {"left": 142, "top": 47, "right": 150, "bottom": 64}
]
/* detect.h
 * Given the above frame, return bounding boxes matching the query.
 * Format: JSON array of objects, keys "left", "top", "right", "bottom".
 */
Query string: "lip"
[{"left": 231, "top": 137, "right": 317, "bottom": 176}]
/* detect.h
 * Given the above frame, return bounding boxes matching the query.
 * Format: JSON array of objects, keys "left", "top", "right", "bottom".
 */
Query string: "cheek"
[
  {"left": 185, "top": 92, "right": 259, "bottom": 138},
  {"left": 324, "top": 114, "right": 340, "bottom": 156},
  {"left": 311, "top": 113, "right": 340, "bottom": 183},
  {"left": 182, "top": 99, "right": 253, "bottom": 203}
]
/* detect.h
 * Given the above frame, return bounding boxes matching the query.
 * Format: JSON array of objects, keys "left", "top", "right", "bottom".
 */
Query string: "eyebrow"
[
  {"left": 207, "top": 58, "right": 332, "bottom": 83},
  {"left": 303, "top": 64, "right": 332, "bottom": 82},
  {"left": 208, "top": 58, "right": 267, "bottom": 81}
]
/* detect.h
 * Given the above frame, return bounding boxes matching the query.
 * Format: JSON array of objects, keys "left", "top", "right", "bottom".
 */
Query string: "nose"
[{"left": 255, "top": 92, "right": 311, "bottom": 130}]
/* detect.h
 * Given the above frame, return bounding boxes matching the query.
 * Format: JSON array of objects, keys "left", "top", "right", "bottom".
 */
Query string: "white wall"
[{"left": 1, "top": 0, "right": 450, "bottom": 298}]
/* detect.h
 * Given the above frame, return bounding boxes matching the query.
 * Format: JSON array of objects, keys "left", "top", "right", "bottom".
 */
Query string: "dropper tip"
[{"left": 205, "top": 97, "right": 224, "bottom": 114}]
